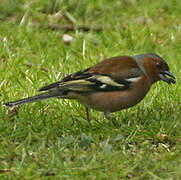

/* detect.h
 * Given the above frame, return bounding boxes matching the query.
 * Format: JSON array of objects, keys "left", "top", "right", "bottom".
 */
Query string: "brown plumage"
[{"left": 4, "top": 53, "right": 176, "bottom": 120}]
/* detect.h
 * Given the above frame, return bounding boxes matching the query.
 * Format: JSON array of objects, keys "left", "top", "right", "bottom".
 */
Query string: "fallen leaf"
[
  {"left": 7, "top": 106, "right": 19, "bottom": 115},
  {"left": 161, "top": 134, "right": 169, "bottom": 141}
]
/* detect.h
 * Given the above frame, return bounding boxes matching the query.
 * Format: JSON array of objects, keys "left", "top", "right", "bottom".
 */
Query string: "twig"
[{"left": 32, "top": 23, "right": 104, "bottom": 32}]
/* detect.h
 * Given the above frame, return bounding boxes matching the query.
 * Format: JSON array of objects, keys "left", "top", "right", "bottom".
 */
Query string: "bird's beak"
[{"left": 159, "top": 70, "right": 176, "bottom": 84}]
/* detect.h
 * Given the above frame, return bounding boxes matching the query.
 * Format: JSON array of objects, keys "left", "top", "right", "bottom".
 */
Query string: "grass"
[{"left": 0, "top": 0, "right": 181, "bottom": 179}]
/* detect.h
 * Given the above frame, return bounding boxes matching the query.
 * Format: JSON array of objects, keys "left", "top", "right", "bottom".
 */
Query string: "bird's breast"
[{"left": 77, "top": 76, "right": 151, "bottom": 112}]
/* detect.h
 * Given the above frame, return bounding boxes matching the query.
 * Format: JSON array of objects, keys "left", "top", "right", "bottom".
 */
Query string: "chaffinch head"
[{"left": 4, "top": 53, "right": 176, "bottom": 121}]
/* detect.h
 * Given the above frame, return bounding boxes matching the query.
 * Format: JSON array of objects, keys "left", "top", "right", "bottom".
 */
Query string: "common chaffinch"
[{"left": 4, "top": 53, "right": 176, "bottom": 121}]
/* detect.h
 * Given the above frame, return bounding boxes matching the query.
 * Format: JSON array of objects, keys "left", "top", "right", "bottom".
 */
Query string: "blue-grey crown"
[{"left": 133, "top": 53, "right": 168, "bottom": 73}]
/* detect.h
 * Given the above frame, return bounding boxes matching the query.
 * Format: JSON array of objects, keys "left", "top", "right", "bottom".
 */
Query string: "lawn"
[{"left": 0, "top": 0, "right": 181, "bottom": 179}]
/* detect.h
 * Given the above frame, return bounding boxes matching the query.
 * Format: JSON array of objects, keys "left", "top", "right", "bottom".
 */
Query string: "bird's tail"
[{"left": 4, "top": 92, "right": 63, "bottom": 107}]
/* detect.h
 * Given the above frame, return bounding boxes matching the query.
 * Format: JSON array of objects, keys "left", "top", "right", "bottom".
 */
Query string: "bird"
[{"left": 4, "top": 53, "right": 176, "bottom": 121}]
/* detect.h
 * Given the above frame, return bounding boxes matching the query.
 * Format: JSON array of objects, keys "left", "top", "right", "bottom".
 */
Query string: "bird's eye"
[{"left": 156, "top": 62, "right": 161, "bottom": 68}]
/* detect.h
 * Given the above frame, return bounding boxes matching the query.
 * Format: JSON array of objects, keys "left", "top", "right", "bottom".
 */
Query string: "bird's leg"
[
  {"left": 85, "top": 107, "right": 90, "bottom": 122},
  {"left": 104, "top": 111, "right": 118, "bottom": 126}
]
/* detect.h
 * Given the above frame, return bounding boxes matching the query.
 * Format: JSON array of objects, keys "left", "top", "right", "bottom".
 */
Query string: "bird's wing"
[{"left": 39, "top": 56, "right": 143, "bottom": 93}]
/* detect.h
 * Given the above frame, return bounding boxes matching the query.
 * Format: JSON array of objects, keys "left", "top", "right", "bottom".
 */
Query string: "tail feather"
[{"left": 4, "top": 92, "right": 61, "bottom": 107}]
